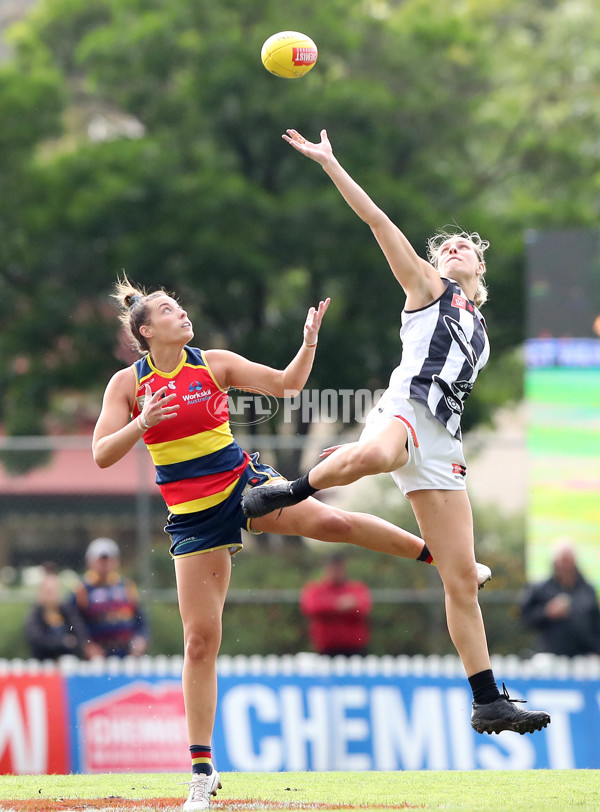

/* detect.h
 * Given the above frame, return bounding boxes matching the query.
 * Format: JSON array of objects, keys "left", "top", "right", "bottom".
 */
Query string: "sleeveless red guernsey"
[{"left": 131, "top": 347, "right": 249, "bottom": 514}]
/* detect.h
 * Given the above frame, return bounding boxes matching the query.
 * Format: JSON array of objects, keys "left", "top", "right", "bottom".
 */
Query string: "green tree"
[{"left": 1, "top": 0, "right": 599, "bottom": 473}]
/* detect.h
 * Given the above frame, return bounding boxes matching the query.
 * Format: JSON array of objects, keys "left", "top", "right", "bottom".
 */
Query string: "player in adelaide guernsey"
[{"left": 92, "top": 276, "right": 465, "bottom": 809}]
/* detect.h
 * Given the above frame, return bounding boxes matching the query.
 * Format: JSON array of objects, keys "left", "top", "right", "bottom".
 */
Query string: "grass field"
[{"left": 1, "top": 770, "right": 600, "bottom": 812}]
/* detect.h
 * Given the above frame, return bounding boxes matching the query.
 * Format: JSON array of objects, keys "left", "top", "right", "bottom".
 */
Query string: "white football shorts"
[{"left": 364, "top": 396, "right": 467, "bottom": 496}]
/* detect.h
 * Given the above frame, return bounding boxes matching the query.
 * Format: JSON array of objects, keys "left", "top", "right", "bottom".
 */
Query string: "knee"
[
  {"left": 441, "top": 561, "right": 479, "bottom": 603},
  {"left": 348, "top": 443, "right": 393, "bottom": 476},
  {"left": 313, "top": 509, "right": 354, "bottom": 542},
  {"left": 184, "top": 624, "right": 221, "bottom": 663}
]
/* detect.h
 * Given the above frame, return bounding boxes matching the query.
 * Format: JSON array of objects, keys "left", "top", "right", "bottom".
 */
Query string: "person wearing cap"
[
  {"left": 69, "top": 537, "right": 149, "bottom": 659},
  {"left": 300, "top": 554, "right": 372, "bottom": 656}
]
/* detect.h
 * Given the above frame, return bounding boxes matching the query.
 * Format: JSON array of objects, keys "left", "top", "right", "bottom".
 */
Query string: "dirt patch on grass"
[{"left": 1, "top": 797, "right": 420, "bottom": 811}]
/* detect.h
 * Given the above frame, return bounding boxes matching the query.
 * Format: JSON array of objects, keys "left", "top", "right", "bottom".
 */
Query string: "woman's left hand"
[{"left": 304, "top": 298, "right": 331, "bottom": 347}]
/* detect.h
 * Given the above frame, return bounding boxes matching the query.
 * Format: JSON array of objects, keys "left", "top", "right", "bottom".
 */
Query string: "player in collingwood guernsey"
[{"left": 243, "top": 127, "right": 551, "bottom": 736}]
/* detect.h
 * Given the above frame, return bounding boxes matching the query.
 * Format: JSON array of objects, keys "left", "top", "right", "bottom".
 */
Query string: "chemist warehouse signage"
[
  {"left": 1, "top": 663, "right": 599, "bottom": 773},
  {"left": 211, "top": 674, "right": 598, "bottom": 771},
  {"left": 0, "top": 672, "right": 69, "bottom": 774}
]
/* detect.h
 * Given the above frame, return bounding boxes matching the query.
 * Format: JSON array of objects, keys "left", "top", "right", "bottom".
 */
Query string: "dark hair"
[{"left": 112, "top": 274, "right": 170, "bottom": 355}]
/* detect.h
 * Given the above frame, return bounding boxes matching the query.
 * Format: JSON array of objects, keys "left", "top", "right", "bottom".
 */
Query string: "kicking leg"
[
  {"left": 243, "top": 418, "right": 408, "bottom": 518},
  {"left": 308, "top": 417, "right": 409, "bottom": 488}
]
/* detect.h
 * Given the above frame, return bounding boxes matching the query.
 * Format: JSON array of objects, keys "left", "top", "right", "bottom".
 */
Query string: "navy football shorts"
[{"left": 167, "top": 452, "right": 282, "bottom": 558}]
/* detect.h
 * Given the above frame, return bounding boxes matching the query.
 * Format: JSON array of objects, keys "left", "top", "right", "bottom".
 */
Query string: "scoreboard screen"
[{"left": 525, "top": 229, "right": 600, "bottom": 588}]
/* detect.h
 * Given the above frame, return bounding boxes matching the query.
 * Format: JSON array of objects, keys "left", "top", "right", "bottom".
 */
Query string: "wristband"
[
  {"left": 138, "top": 413, "right": 150, "bottom": 431},
  {"left": 303, "top": 340, "right": 318, "bottom": 349}
]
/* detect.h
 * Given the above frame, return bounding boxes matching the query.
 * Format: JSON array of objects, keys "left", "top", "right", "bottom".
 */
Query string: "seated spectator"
[
  {"left": 70, "top": 537, "right": 149, "bottom": 658},
  {"left": 300, "top": 553, "right": 372, "bottom": 656},
  {"left": 520, "top": 541, "right": 600, "bottom": 657},
  {"left": 24, "top": 562, "right": 87, "bottom": 660}
]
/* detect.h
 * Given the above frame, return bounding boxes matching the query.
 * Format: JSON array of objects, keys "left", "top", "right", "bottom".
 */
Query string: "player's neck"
[
  {"left": 149, "top": 344, "right": 186, "bottom": 374},
  {"left": 445, "top": 273, "right": 477, "bottom": 301}
]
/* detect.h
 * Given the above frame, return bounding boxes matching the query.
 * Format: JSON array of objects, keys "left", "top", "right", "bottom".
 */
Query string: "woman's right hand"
[
  {"left": 140, "top": 383, "right": 179, "bottom": 428},
  {"left": 282, "top": 128, "right": 334, "bottom": 166}
]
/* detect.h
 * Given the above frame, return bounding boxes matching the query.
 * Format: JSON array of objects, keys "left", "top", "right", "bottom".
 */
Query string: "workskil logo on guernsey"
[{"left": 182, "top": 381, "right": 214, "bottom": 405}]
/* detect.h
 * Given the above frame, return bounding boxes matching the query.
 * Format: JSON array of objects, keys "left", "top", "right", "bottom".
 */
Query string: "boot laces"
[
  {"left": 502, "top": 682, "right": 526, "bottom": 704},
  {"left": 187, "top": 773, "right": 211, "bottom": 802}
]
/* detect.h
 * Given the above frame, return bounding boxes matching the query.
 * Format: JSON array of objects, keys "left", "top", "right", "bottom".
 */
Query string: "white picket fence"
[{"left": 1, "top": 651, "right": 600, "bottom": 679}]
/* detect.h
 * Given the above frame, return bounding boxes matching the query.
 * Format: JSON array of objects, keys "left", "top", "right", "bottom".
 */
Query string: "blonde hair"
[
  {"left": 426, "top": 229, "right": 490, "bottom": 307},
  {"left": 112, "top": 275, "right": 171, "bottom": 355}
]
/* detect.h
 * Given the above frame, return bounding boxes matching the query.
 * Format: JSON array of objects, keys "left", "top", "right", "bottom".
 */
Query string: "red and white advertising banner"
[
  {"left": 78, "top": 680, "right": 189, "bottom": 773},
  {"left": 0, "top": 672, "right": 69, "bottom": 774}
]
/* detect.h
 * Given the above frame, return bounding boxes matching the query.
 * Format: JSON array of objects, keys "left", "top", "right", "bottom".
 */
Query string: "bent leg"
[
  {"left": 241, "top": 418, "right": 410, "bottom": 520},
  {"left": 252, "top": 496, "right": 426, "bottom": 560},
  {"left": 174, "top": 548, "right": 231, "bottom": 745},
  {"left": 408, "top": 489, "right": 491, "bottom": 676},
  {"left": 308, "top": 417, "right": 409, "bottom": 489}
]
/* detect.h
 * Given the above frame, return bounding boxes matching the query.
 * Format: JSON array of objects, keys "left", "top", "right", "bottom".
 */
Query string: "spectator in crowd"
[
  {"left": 520, "top": 541, "right": 600, "bottom": 657},
  {"left": 300, "top": 553, "right": 372, "bottom": 656},
  {"left": 24, "top": 562, "right": 87, "bottom": 660},
  {"left": 70, "top": 537, "right": 149, "bottom": 659}
]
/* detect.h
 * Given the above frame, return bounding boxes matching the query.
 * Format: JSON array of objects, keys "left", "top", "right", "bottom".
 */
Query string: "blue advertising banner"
[
  {"left": 66, "top": 675, "right": 189, "bottom": 773},
  {"left": 57, "top": 657, "right": 600, "bottom": 773},
  {"left": 212, "top": 674, "right": 599, "bottom": 772}
]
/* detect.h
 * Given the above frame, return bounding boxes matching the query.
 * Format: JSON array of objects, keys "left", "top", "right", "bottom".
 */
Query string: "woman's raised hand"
[
  {"left": 303, "top": 297, "right": 331, "bottom": 348},
  {"left": 140, "top": 383, "right": 179, "bottom": 427},
  {"left": 282, "top": 128, "right": 333, "bottom": 166}
]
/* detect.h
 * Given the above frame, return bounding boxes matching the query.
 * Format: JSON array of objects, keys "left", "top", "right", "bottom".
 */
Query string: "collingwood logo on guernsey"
[{"left": 443, "top": 315, "right": 477, "bottom": 369}]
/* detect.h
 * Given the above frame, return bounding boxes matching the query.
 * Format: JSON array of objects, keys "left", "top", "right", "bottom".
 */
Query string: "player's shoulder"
[
  {"left": 110, "top": 364, "right": 137, "bottom": 383},
  {"left": 403, "top": 262, "right": 446, "bottom": 309},
  {"left": 184, "top": 345, "right": 205, "bottom": 365},
  {"left": 106, "top": 365, "right": 137, "bottom": 393}
]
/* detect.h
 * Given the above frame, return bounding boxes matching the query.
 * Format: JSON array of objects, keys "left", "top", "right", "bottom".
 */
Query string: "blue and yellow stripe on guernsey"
[
  {"left": 147, "top": 421, "right": 234, "bottom": 468},
  {"left": 156, "top": 452, "right": 249, "bottom": 514}
]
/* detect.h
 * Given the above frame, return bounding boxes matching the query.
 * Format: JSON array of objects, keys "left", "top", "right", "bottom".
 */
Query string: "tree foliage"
[{"left": 1, "top": 0, "right": 599, "bottom": 470}]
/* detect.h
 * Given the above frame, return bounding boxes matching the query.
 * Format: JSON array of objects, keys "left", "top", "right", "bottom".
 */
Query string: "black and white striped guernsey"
[{"left": 383, "top": 278, "right": 490, "bottom": 439}]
